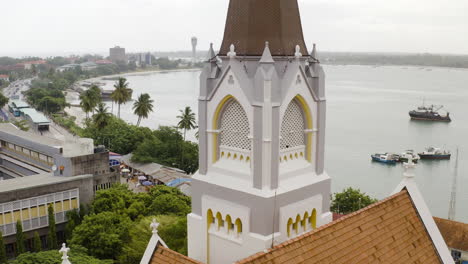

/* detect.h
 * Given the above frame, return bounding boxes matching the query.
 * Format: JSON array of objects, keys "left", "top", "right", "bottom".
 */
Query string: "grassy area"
[{"left": 51, "top": 114, "right": 83, "bottom": 136}]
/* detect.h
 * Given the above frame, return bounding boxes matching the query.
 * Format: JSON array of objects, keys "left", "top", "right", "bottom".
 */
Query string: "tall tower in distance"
[
  {"left": 188, "top": 1, "right": 330, "bottom": 263},
  {"left": 191, "top": 36, "right": 198, "bottom": 64}
]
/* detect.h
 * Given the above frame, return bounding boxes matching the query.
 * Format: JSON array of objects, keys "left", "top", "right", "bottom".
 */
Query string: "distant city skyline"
[{"left": 2, "top": 0, "right": 468, "bottom": 57}]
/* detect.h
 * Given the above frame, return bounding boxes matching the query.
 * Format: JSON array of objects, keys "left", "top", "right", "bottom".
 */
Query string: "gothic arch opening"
[
  {"left": 280, "top": 95, "right": 313, "bottom": 162},
  {"left": 212, "top": 96, "right": 251, "bottom": 163}
]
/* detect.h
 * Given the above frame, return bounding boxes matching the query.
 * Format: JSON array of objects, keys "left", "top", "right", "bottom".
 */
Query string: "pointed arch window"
[
  {"left": 280, "top": 99, "right": 305, "bottom": 149},
  {"left": 219, "top": 99, "right": 251, "bottom": 151}
]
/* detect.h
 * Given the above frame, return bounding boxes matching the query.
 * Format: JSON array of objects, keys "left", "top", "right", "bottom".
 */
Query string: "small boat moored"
[
  {"left": 371, "top": 153, "right": 398, "bottom": 164},
  {"left": 398, "top": 150, "right": 420, "bottom": 163},
  {"left": 418, "top": 147, "right": 451, "bottom": 160}
]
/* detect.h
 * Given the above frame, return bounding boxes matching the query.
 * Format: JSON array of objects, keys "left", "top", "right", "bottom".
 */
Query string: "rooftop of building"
[
  {"left": 0, "top": 74, "right": 8, "bottom": 78},
  {"left": 9, "top": 99, "right": 30, "bottom": 109},
  {"left": 20, "top": 108, "right": 50, "bottom": 124},
  {"left": 0, "top": 172, "right": 93, "bottom": 194},
  {"left": 148, "top": 189, "right": 446, "bottom": 264},
  {"left": 0, "top": 123, "right": 61, "bottom": 146},
  {"left": 121, "top": 153, "right": 188, "bottom": 185},
  {"left": 434, "top": 217, "right": 468, "bottom": 252}
]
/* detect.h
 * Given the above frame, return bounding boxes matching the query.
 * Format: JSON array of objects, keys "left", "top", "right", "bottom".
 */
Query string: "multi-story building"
[
  {"left": 109, "top": 46, "right": 126, "bottom": 63},
  {"left": 0, "top": 123, "right": 118, "bottom": 256}
]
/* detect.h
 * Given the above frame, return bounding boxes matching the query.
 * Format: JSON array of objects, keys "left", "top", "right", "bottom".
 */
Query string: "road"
[{"left": 1, "top": 78, "right": 79, "bottom": 142}]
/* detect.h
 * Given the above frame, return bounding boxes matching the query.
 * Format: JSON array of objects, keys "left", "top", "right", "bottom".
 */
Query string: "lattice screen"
[
  {"left": 280, "top": 99, "right": 305, "bottom": 149},
  {"left": 219, "top": 100, "right": 251, "bottom": 150}
]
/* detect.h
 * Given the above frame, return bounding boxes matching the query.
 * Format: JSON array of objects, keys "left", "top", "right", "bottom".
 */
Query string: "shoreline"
[{"left": 79, "top": 68, "right": 201, "bottom": 84}]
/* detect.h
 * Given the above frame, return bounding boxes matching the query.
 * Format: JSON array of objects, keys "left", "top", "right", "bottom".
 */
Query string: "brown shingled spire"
[{"left": 219, "top": 0, "right": 309, "bottom": 57}]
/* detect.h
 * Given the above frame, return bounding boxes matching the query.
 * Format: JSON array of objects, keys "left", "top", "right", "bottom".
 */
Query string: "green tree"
[
  {"left": 92, "top": 103, "right": 111, "bottom": 130},
  {"left": 12, "top": 247, "right": 112, "bottom": 264},
  {"left": 148, "top": 185, "right": 191, "bottom": 216},
  {"left": 88, "top": 85, "right": 102, "bottom": 113},
  {"left": 33, "top": 232, "right": 42, "bottom": 253},
  {"left": 47, "top": 205, "right": 57, "bottom": 250},
  {"left": 79, "top": 91, "right": 94, "bottom": 119},
  {"left": 110, "top": 77, "right": 132, "bottom": 118},
  {"left": 132, "top": 93, "right": 154, "bottom": 126},
  {"left": 0, "top": 231, "right": 6, "bottom": 264},
  {"left": 69, "top": 212, "right": 131, "bottom": 260},
  {"left": 15, "top": 221, "right": 26, "bottom": 256},
  {"left": 118, "top": 215, "right": 187, "bottom": 264},
  {"left": 131, "top": 126, "right": 198, "bottom": 174},
  {"left": 176, "top": 106, "right": 196, "bottom": 141},
  {"left": 158, "top": 216, "right": 187, "bottom": 255},
  {"left": 330, "top": 187, "right": 378, "bottom": 214},
  {"left": 0, "top": 92, "right": 8, "bottom": 109}
]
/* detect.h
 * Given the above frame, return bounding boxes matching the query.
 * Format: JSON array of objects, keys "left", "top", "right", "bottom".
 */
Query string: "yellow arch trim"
[
  {"left": 311, "top": 209, "right": 317, "bottom": 229},
  {"left": 294, "top": 95, "right": 313, "bottom": 162},
  {"left": 212, "top": 95, "right": 234, "bottom": 163},
  {"left": 235, "top": 218, "right": 242, "bottom": 234}
]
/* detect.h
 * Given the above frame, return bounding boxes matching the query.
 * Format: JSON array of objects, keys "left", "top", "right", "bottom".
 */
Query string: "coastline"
[{"left": 79, "top": 68, "right": 201, "bottom": 83}]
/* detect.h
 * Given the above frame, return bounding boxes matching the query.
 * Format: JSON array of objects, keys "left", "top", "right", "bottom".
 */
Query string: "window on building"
[
  {"left": 280, "top": 99, "right": 305, "bottom": 150},
  {"left": 219, "top": 99, "right": 251, "bottom": 151}
]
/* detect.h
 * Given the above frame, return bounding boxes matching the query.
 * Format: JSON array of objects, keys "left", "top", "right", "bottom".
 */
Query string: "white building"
[{"left": 187, "top": 1, "right": 330, "bottom": 263}]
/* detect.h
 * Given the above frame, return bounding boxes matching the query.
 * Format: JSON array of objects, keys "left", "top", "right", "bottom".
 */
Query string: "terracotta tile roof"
[
  {"left": 236, "top": 190, "right": 442, "bottom": 264},
  {"left": 150, "top": 246, "right": 203, "bottom": 264},
  {"left": 434, "top": 217, "right": 468, "bottom": 251}
]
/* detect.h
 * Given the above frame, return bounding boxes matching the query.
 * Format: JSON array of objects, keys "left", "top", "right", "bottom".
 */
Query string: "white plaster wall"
[
  {"left": 187, "top": 213, "right": 206, "bottom": 262},
  {"left": 278, "top": 194, "right": 327, "bottom": 243}
]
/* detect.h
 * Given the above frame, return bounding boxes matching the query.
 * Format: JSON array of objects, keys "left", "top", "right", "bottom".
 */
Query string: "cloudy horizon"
[{"left": 2, "top": 0, "right": 468, "bottom": 58}]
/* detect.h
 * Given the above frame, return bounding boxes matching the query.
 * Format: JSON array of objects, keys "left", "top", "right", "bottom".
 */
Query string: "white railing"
[
  {"left": 279, "top": 145, "right": 306, "bottom": 163},
  {"left": 219, "top": 146, "right": 251, "bottom": 164}
]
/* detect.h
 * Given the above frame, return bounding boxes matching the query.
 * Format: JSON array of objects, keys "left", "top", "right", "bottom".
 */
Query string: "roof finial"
[
  {"left": 227, "top": 44, "right": 236, "bottom": 58},
  {"left": 294, "top": 45, "right": 302, "bottom": 58},
  {"left": 150, "top": 218, "right": 160, "bottom": 234},
  {"left": 260, "top": 41, "right": 274, "bottom": 64},
  {"left": 207, "top": 43, "right": 216, "bottom": 61},
  {"left": 403, "top": 157, "right": 416, "bottom": 178},
  {"left": 311, "top": 43, "right": 317, "bottom": 58},
  {"left": 59, "top": 243, "right": 71, "bottom": 264}
]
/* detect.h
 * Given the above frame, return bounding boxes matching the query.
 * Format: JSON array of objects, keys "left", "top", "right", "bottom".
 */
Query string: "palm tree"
[
  {"left": 133, "top": 93, "right": 154, "bottom": 126},
  {"left": 177, "top": 106, "right": 197, "bottom": 141},
  {"left": 93, "top": 103, "right": 111, "bottom": 130},
  {"left": 88, "top": 85, "right": 102, "bottom": 107},
  {"left": 111, "top": 77, "right": 132, "bottom": 118},
  {"left": 79, "top": 91, "right": 93, "bottom": 119}
]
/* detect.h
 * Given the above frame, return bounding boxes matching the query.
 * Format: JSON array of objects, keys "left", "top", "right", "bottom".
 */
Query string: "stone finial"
[
  {"left": 260, "top": 41, "right": 274, "bottom": 64},
  {"left": 311, "top": 43, "right": 317, "bottom": 59},
  {"left": 403, "top": 157, "right": 416, "bottom": 178},
  {"left": 227, "top": 44, "right": 236, "bottom": 58},
  {"left": 207, "top": 43, "right": 216, "bottom": 60},
  {"left": 59, "top": 243, "right": 71, "bottom": 264},
  {"left": 150, "top": 218, "right": 160, "bottom": 234},
  {"left": 294, "top": 45, "right": 302, "bottom": 58}
]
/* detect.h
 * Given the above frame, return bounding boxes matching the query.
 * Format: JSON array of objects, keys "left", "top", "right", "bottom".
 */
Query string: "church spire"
[{"left": 218, "top": 0, "right": 308, "bottom": 56}]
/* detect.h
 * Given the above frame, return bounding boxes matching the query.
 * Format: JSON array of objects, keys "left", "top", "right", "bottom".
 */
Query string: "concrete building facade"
[
  {"left": 109, "top": 46, "right": 126, "bottom": 63},
  {"left": 0, "top": 123, "right": 118, "bottom": 256}
]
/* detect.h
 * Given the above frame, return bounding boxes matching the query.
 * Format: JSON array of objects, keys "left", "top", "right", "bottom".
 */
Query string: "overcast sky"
[{"left": 2, "top": 0, "right": 468, "bottom": 57}]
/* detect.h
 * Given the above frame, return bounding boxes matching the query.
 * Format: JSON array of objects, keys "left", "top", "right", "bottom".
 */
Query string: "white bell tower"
[{"left": 188, "top": 1, "right": 331, "bottom": 263}]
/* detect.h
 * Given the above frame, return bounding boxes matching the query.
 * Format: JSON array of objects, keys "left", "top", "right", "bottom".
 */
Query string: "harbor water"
[{"left": 87, "top": 65, "right": 468, "bottom": 222}]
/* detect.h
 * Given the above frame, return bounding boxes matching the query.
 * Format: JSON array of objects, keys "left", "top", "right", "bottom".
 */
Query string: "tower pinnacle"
[{"left": 219, "top": 0, "right": 308, "bottom": 56}]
